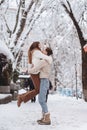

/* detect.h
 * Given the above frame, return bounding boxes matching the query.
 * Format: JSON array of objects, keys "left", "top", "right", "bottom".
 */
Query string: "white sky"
[
  {"left": 9, "top": 0, "right": 18, "bottom": 8},
  {"left": 0, "top": 91, "right": 87, "bottom": 130}
]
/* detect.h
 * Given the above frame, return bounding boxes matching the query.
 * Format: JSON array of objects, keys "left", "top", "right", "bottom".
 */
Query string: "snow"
[
  {"left": 9, "top": 0, "right": 18, "bottom": 8},
  {"left": 0, "top": 91, "right": 87, "bottom": 130},
  {"left": 0, "top": 40, "right": 14, "bottom": 61},
  {"left": 0, "top": 94, "right": 12, "bottom": 99},
  {"left": 18, "top": 75, "right": 30, "bottom": 79}
]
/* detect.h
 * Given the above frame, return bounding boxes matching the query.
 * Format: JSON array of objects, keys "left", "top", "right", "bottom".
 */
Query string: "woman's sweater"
[
  {"left": 28, "top": 59, "right": 52, "bottom": 79},
  {"left": 28, "top": 50, "right": 52, "bottom": 74}
]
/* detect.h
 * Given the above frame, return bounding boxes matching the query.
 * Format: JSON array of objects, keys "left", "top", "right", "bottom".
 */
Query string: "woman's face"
[{"left": 38, "top": 43, "right": 41, "bottom": 49}]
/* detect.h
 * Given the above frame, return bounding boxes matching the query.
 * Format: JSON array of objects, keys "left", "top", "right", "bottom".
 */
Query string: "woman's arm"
[
  {"left": 33, "top": 50, "right": 52, "bottom": 64},
  {"left": 28, "top": 60, "right": 47, "bottom": 74}
]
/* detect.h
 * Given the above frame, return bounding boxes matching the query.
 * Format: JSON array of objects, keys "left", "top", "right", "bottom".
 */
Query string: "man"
[{"left": 28, "top": 47, "right": 53, "bottom": 125}]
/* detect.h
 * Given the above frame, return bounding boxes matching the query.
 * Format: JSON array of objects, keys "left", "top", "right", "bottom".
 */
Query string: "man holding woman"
[
  {"left": 28, "top": 47, "right": 53, "bottom": 125},
  {"left": 17, "top": 41, "right": 53, "bottom": 125}
]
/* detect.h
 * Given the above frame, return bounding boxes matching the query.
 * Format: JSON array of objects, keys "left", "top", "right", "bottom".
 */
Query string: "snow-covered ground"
[{"left": 0, "top": 91, "right": 87, "bottom": 130}]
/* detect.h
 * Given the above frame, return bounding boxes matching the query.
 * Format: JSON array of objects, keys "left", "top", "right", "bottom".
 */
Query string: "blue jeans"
[{"left": 38, "top": 78, "right": 49, "bottom": 113}]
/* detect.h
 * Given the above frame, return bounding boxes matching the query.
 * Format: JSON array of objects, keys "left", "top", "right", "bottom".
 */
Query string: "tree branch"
[
  {"left": 13, "top": 0, "right": 21, "bottom": 33},
  {"left": 13, "top": 0, "right": 35, "bottom": 46},
  {"left": 61, "top": 0, "right": 86, "bottom": 47}
]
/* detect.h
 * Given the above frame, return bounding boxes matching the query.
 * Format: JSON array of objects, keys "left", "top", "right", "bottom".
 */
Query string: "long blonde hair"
[{"left": 28, "top": 41, "right": 41, "bottom": 64}]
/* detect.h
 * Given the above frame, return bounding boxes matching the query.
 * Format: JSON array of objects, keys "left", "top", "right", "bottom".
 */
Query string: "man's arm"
[{"left": 28, "top": 60, "right": 47, "bottom": 74}]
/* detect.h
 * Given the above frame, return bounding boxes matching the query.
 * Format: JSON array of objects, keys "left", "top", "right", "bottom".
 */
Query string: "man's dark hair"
[{"left": 46, "top": 47, "right": 53, "bottom": 56}]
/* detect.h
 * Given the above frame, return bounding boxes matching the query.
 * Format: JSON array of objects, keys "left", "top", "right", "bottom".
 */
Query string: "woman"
[{"left": 17, "top": 41, "right": 51, "bottom": 107}]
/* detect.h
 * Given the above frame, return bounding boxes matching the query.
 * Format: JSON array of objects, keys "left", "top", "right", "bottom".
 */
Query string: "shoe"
[
  {"left": 17, "top": 96, "right": 22, "bottom": 107},
  {"left": 37, "top": 112, "right": 45, "bottom": 123},
  {"left": 38, "top": 113, "right": 51, "bottom": 125},
  {"left": 37, "top": 117, "right": 44, "bottom": 123},
  {"left": 38, "top": 119, "right": 51, "bottom": 125}
]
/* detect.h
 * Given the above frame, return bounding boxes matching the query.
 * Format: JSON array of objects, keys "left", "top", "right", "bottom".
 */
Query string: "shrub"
[{"left": 0, "top": 53, "right": 12, "bottom": 86}]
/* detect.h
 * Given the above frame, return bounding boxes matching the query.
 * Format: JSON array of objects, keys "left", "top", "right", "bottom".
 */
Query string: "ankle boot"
[
  {"left": 37, "top": 112, "right": 45, "bottom": 123},
  {"left": 17, "top": 95, "right": 23, "bottom": 107},
  {"left": 38, "top": 113, "right": 51, "bottom": 125}
]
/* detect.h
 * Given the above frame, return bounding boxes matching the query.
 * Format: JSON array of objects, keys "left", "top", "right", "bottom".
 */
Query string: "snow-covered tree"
[
  {"left": 1, "top": 0, "right": 87, "bottom": 101},
  {"left": 61, "top": 0, "right": 87, "bottom": 101},
  {"left": 0, "top": 0, "right": 48, "bottom": 70}
]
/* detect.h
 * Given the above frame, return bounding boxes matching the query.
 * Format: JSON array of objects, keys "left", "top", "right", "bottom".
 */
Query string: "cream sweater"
[
  {"left": 32, "top": 50, "right": 52, "bottom": 64},
  {"left": 28, "top": 50, "right": 52, "bottom": 75},
  {"left": 28, "top": 59, "right": 52, "bottom": 79},
  {"left": 28, "top": 49, "right": 52, "bottom": 78}
]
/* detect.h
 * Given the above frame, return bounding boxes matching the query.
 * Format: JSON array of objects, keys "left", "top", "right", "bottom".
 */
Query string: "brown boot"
[
  {"left": 17, "top": 95, "right": 23, "bottom": 107},
  {"left": 37, "top": 113, "right": 45, "bottom": 123},
  {"left": 38, "top": 113, "right": 51, "bottom": 125}
]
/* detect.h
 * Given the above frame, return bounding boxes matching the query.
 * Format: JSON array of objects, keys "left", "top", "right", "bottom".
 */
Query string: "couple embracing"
[{"left": 17, "top": 41, "right": 53, "bottom": 125}]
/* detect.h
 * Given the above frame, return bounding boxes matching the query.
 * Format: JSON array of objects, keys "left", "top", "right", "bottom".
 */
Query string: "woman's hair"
[
  {"left": 28, "top": 41, "right": 41, "bottom": 63},
  {"left": 45, "top": 47, "right": 53, "bottom": 56}
]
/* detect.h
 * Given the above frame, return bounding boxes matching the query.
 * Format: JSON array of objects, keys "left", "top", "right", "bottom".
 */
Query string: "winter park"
[{"left": 0, "top": 0, "right": 87, "bottom": 130}]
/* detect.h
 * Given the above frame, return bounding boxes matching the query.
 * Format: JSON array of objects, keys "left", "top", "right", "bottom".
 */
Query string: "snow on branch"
[
  {"left": 13, "top": 0, "right": 21, "bottom": 33},
  {"left": 12, "top": 1, "right": 45, "bottom": 58},
  {"left": 20, "top": 1, "right": 47, "bottom": 44},
  {"left": 2, "top": 15, "right": 12, "bottom": 34},
  {"left": 9, "top": 0, "right": 35, "bottom": 49}
]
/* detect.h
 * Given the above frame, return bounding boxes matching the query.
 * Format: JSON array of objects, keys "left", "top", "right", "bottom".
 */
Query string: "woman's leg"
[
  {"left": 23, "top": 74, "right": 40, "bottom": 102},
  {"left": 17, "top": 74, "right": 40, "bottom": 107}
]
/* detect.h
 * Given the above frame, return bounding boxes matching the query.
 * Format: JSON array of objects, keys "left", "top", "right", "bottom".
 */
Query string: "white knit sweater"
[
  {"left": 28, "top": 50, "right": 52, "bottom": 78},
  {"left": 32, "top": 50, "right": 52, "bottom": 64}
]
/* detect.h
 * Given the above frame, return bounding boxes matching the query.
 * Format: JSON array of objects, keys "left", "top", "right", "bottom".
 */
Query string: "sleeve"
[
  {"left": 28, "top": 60, "right": 47, "bottom": 74},
  {"left": 33, "top": 50, "right": 52, "bottom": 64},
  {"left": 28, "top": 63, "right": 33, "bottom": 70}
]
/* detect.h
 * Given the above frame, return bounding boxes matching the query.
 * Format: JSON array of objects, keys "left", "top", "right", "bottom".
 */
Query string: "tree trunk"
[
  {"left": 62, "top": 1, "right": 87, "bottom": 101},
  {"left": 82, "top": 50, "right": 87, "bottom": 101}
]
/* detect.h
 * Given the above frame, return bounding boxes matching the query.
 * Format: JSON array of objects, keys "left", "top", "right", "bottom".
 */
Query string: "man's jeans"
[{"left": 38, "top": 78, "right": 49, "bottom": 113}]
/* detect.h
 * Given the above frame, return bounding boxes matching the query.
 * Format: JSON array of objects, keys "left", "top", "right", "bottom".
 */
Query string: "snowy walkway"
[{"left": 0, "top": 92, "right": 87, "bottom": 130}]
